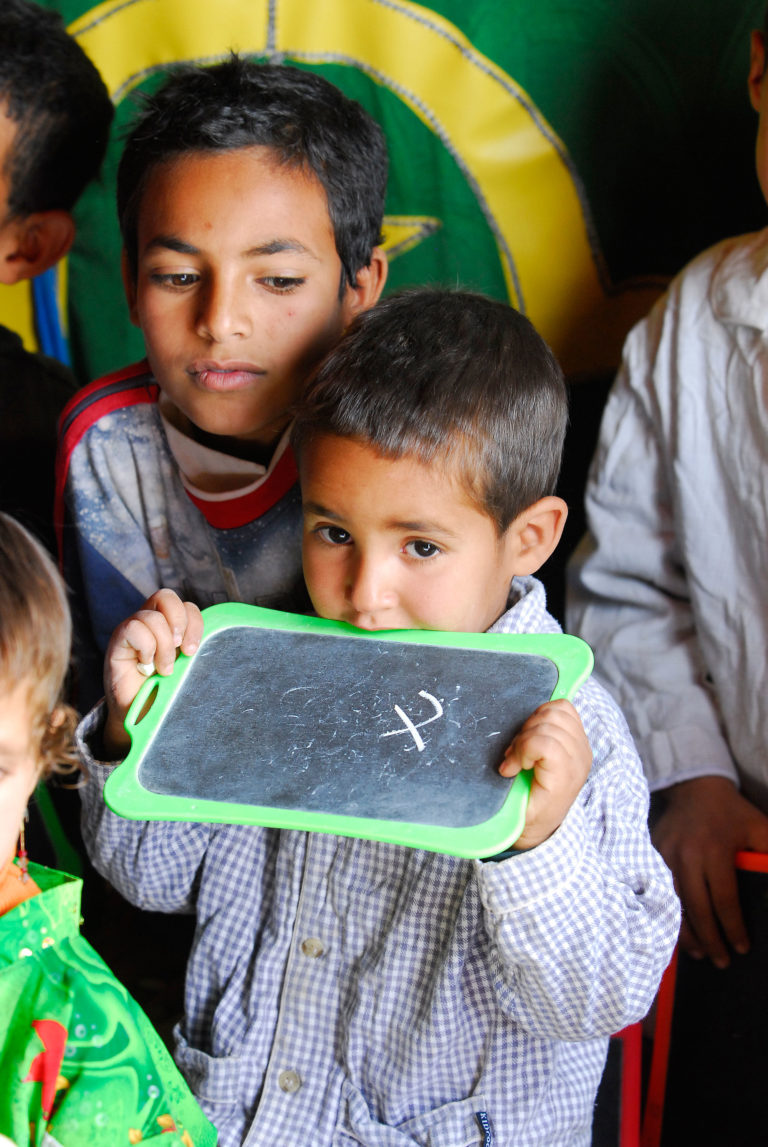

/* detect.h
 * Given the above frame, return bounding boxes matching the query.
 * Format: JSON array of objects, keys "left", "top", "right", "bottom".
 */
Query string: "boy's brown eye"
[
  {"left": 150, "top": 272, "right": 198, "bottom": 288},
  {"left": 408, "top": 540, "right": 440, "bottom": 558},
  {"left": 318, "top": 526, "right": 351, "bottom": 545},
  {"left": 264, "top": 276, "right": 304, "bottom": 291}
]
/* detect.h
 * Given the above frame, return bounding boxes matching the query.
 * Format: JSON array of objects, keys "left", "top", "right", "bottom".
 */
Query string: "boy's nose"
[
  {"left": 346, "top": 554, "right": 396, "bottom": 618},
  {"left": 195, "top": 279, "right": 251, "bottom": 342}
]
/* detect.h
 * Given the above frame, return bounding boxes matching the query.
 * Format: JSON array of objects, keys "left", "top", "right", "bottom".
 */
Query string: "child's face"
[
  {"left": 749, "top": 30, "right": 768, "bottom": 208},
  {"left": 0, "top": 106, "right": 20, "bottom": 280},
  {"left": 125, "top": 147, "right": 380, "bottom": 450},
  {"left": 0, "top": 101, "right": 75, "bottom": 286},
  {"left": 300, "top": 435, "right": 522, "bottom": 633},
  {"left": 0, "top": 105, "right": 14, "bottom": 223},
  {"left": 0, "top": 680, "right": 40, "bottom": 871}
]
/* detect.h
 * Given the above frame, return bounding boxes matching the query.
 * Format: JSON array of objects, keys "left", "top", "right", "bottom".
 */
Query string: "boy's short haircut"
[
  {"left": 292, "top": 288, "right": 568, "bottom": 532},
  {"left": 0, "top": 0, "right": 113, "bottom": 219},
  {"left": 118, "top": 54, "right": 388, "bottom": 288},
  {"left": 0, "top": 513, "right": 78, "bottom": 777}
]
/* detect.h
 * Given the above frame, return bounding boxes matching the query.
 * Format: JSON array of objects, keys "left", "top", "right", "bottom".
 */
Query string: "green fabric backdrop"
[{"left": 16, "top": 0, "right": 768, "bottom": 383}]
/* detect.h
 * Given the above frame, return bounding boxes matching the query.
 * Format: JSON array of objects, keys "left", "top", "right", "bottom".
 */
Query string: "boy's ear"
[
  {"left": 121, "top": 248, "right": 140, "bottom": 326},
  {"left": 749, "top": 30, "right": 766, "bottom": 112},
  {"left": 502, "top": 496, "right": 568, "bottom": 577},
  {"left": 341, "top": 246, "right": 388, "bottom": 323},
  {"left": 0, "top": 210, "right": 75, "bottom": 285}
]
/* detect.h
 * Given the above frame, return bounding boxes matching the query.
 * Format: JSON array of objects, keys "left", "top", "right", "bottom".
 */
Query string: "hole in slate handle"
[{"left": 133, "top": 681, "right": 159, "bottom": 725}]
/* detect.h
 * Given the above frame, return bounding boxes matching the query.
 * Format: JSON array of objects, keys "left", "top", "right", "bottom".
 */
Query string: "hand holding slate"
[
  {"left": 104, "top": 588, "right": 203, "bottom": 758},
  {"left": 500, "top": 698, "right": 592, "bottom": 850},
  {"left": 103, "top": 592, "right": 593, "bottom": 858}
]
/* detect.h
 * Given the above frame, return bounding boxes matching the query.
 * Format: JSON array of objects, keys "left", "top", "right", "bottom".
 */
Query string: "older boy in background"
[
  {"left": 0, "top": 0, "right": 113, "bottom": 550},
  {"left": 56, "top": 56, "right": 387, "bottom": 704}
]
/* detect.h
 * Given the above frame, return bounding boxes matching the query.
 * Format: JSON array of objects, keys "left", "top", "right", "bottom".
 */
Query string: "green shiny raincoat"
[{"left": 0, "top": 862, "right": 216, "bottom": 1146}]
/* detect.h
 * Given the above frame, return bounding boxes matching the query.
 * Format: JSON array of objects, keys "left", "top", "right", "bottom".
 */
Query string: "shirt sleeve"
[
  {"left": 63, "top": 416, "right": 167, "bottom": 642},
  {"left": 475, "top": 679, "right": 680, "bottom": 1041},
  {"left": 77, "top": 702, "right": 213, "bottom": 915},
  {"left": 566, "top": 302, "right": 738, "bottom": 792},
  {"left": 59, "top": 413, "right": 168, "bottom": 709}
]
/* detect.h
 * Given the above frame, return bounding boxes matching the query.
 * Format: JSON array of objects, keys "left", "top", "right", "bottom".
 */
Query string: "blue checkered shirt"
[{"left": 78, "top": 577, "right": 679, "bottom": 1146}]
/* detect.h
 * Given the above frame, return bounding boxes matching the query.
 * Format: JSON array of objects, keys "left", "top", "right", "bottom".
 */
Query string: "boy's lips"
[{"left": 189, "top": 361, "right": 266, "bottom": 392}]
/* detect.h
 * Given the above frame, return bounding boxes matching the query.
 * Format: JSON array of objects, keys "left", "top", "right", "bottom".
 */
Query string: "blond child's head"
[{"left": 0, "top": 514, "right": 77, "bottom": 821}]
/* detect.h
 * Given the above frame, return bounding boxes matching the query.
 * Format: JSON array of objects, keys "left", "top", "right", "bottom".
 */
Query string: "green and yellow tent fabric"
[{"left": 2, "top": 0, "right": 765, "bottom": 382}]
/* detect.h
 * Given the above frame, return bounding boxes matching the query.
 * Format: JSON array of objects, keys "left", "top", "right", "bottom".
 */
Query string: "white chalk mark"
[
  {"left": 417, "top": 690, "right": 444, "bottom": 716},
  {"left": 391, "top": 704, "right": 425, "bottom": 751},
  {"left": 381, "top": 690, "right": 445, "bottom": 752}
]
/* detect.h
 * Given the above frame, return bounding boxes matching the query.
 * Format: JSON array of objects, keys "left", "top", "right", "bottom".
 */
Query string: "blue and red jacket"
[{"left": 56, "top": 361, "right": 306, "bottom": 705}]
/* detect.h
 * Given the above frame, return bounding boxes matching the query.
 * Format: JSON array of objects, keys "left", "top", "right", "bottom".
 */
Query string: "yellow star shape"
[{"left": 380, "top": 216, "right": 441, "bottom": 262}]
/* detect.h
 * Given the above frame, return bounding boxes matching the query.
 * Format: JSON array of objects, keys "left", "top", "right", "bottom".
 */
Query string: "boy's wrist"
[
  {"left": 102, "top": 712, "right": 130, "bottom": 761},
  {"left": 480, "top": 846, "right": 525, "bottom": 863}
]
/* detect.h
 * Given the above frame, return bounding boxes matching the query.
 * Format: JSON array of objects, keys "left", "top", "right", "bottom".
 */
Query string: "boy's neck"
[
  {"left": 160, "top": 397, "right": 279, "bottom": 468},
  {"left": 189, "top": 423, "right": 277, "bottom": 468}
]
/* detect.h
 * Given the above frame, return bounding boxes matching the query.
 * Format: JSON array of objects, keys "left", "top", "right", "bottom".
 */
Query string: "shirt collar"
[{"left": 488, "top": 575, "right": 559, "bottom": 636}]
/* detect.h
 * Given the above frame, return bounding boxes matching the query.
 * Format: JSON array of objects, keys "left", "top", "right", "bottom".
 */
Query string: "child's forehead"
[
  {"left": 139, "top": 144, "right": 330, "bottom": 230},
  {"left": 300, "top": 433, "right": 492, "bottom": 526},
  {"left": 0, "top": 676, "right": 37, "bottom": 729}
]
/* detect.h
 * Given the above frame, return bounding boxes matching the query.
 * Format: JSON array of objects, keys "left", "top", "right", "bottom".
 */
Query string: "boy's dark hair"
[
  {"left": 292, "top": 289, "right": 568, "bottom": 533},
  {"left": 0, "top": 0, "right": 113, "bottom": 219},
  {"left": 118, "top": 55, "right": 388, "bottom": 287}
]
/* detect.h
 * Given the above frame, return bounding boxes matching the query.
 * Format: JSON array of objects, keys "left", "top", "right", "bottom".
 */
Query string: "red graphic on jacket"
[{"left": 24, "top": 1019, "right": 67, "bottom": 1117}]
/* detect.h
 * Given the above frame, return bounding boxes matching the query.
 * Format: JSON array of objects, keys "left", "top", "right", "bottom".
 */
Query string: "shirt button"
[
  {"left": 278, "top": 1069, "right": 302, "bottom": 1094},
  {"left": 300, "top": 937, "right": 325, "bottom": 958}
]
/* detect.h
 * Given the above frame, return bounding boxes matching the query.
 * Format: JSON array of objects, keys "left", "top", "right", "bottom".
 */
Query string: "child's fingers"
[
  {"left": 141, "top": 588, "right": 203, "bottom": 656},
  {"left": 112, "top": 601, "right": 202, "bottom": 676},
  {"left": 499, "top": 701, "right": 591, "bottom": 781},
  {"left": 500, "top": 729, "right": 567, "bottom": 779},
  {"left": 103, "top": 593, "right": 201, "bottom": 757},
  {"left": 517, "top": 698, "right": 583, "bottom": 737},
  {"left": 115, "top": 611, "right": 179, "bottom": 675}
]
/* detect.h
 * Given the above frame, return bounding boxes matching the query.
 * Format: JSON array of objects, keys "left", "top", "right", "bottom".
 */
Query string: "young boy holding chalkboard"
[
  {"left": 56, "top": 55, "right": 388, "bottom": 705},
  {"left": 77, "top": 290, "right": 679, "bottom": 1146}
]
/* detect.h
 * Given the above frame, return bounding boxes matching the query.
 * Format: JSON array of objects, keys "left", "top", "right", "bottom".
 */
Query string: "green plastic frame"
[{"left": 105, "top": 603, "right": 593, "bottom": 858}]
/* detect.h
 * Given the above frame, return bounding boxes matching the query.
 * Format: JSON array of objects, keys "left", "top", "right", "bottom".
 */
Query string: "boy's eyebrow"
[
  {"left": 144, "top": 235, "right": 199, "bottom": 257},
  {"left": 143, "top": 235, "right": 316, "bottom": 259},
  {"left": 303, "top": 500, "right": 342, "bottom": 520},
  {"left": 303, "top": 501, "right": 462, "bottom": 538},
  {"left": 248, "top": 238, "right": 315, "bottom": 258},
  {"left": 390, "top": 518, "right": 462, "bottom": 538}
]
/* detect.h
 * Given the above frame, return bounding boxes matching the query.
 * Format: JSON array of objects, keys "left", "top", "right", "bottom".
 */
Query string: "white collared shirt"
[{"left": 569, "top": 228, "right": 768, "bottom": 809}]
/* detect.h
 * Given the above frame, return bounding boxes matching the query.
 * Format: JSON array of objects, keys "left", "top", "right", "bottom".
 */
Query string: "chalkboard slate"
[{"left": 105, "top": 603, "right": 593, "bottom": 857}]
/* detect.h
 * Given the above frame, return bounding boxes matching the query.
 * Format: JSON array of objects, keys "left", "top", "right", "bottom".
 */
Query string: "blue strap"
[{"left": 32, "top": 266, "right": 70, "bottom": 365}]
